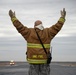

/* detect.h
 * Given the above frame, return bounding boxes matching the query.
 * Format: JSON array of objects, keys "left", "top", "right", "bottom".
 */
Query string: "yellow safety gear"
[
  {"left": 59, "top": 17, "right": 65, "bottom": 23},
  {"left": 11, "top": 17, "right": 17, "bottom": 23},
  {"left": 27, "top": 58, "right": 47, "bottom": 64},
  {"left": 27, "top": 43, "right": 50, "bottom": 48},
  {"left": 32, "top": 55, "right": 43, "bottom": 58}
]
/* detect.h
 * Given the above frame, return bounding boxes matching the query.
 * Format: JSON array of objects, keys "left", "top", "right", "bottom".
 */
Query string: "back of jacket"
[{"left": 11, "top": 17, "right": 65, "bottom": 64}]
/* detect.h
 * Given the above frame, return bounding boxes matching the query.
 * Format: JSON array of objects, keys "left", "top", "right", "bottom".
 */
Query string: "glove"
[
  {"left": 9, "top": 10, "right": 16, "bottom": 18},
  {"left": 61, "top": 8, "right": 66, "bottom": 18}
]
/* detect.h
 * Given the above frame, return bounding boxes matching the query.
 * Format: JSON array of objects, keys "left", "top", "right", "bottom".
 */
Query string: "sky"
[{"left": 0, "top": 0, "right": 76, "bottom": 62}]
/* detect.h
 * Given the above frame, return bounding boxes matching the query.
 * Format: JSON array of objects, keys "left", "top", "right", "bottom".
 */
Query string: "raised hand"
[
  {"left": 61, "top": 8, "right": 66, "bottom": 18},
  {"left": 9, "top": 10, "right": 16, "bottom": 18}
]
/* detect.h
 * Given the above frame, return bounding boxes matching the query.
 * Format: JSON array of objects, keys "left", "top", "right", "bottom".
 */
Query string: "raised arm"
[
  {"left": 9, "top": 10, "right": 30, "bottom": 40},
  {"left": 48, "top": 8, "right": 66, "bottom": 39}
]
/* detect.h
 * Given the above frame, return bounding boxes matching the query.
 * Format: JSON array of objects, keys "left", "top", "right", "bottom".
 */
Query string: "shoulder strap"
[{"left": 35, "top": 29, "right": 47, "bottom": 54}]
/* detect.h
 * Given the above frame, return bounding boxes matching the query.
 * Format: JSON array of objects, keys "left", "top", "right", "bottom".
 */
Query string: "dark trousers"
[{"left": 28, "top": 64, "right": 50, "bottom": 75}]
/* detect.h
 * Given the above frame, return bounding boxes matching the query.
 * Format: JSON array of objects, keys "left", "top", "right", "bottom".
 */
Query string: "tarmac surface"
[{"left": 0, "top": 62, "right": 76, "bottom": 75}]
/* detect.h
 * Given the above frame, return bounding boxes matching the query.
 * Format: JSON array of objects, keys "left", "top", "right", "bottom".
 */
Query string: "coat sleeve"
[
  {"left": 48, "top": 17, "right": 65, "bottom": 39},
  {"left": 11, "top": 17, "right": 30, "bottom": 40}
]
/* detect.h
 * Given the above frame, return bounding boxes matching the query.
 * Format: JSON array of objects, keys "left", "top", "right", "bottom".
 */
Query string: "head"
[{"left": 34, "top": 20, "right": 44, "bottom": 30}]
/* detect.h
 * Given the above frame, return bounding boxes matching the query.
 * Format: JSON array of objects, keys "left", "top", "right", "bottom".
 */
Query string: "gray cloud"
[{"left": 0, "top": 0, "right": 76, "bottom": 61}]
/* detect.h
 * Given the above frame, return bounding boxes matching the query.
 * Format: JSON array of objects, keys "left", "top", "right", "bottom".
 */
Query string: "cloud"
[{"left": 0, "top": 0, "right": 76, "bottom": 61}]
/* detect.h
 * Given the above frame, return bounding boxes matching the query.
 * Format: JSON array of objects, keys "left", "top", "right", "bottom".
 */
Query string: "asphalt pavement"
[{"left": 0, "top": 62, "right": 76, "bottom": 75}]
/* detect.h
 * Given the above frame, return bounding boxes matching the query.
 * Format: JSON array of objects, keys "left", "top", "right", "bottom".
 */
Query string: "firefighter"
[{"left": 9, "top": 8, "right": 66, "bottom": 75}]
